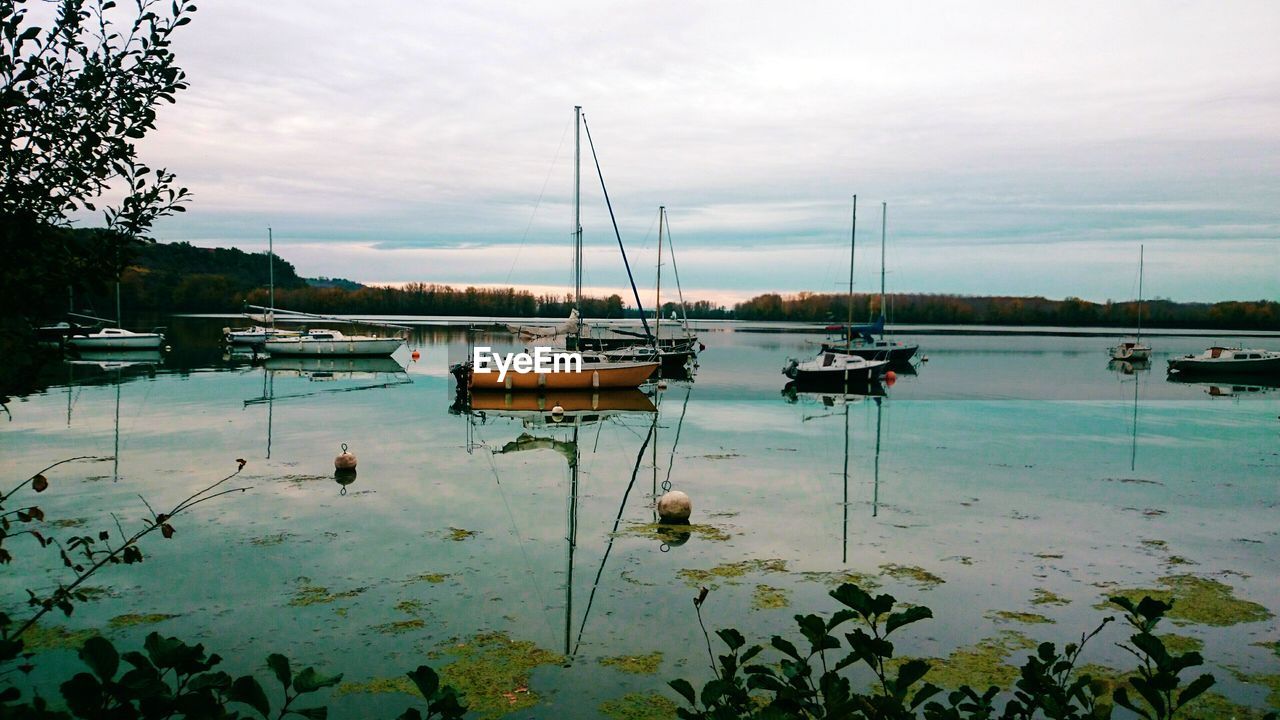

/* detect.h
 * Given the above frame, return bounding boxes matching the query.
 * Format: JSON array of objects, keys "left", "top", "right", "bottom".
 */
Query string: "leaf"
[
  {"left": 229, "top": 676, "right": 271, "bottom": 718},
  {"left": 161, "top": 523, "right": 175, "bottom": 538},
  {"left": 771, "top": 636, "right": 801, "bottom": 660},
  {"left": 60, "top": 672, "right": 104, "bottom": 717},
  {"left": 78, "top": 636, "right": 119, "bottom": 682},
  {"left": 31, "top": 474, "right": 48, "bottom": 492},
  {"left": 293, "top": 667, "right": 342, "bottom": 693},
  {"left": 267, "top": 653, "right": 291, "bottom": 688},
  {"left": 716, "top": 628, "right": 745, "bottom": 651},
  {"left": 1176, "top": 673, "right": 1215, "bottom": 709},
  {"left": 669, "top": 678, "right": 697, "bottom": 706},
  {"left": 406, "top": 665, "right": 438, "bottom": 701},
  {"left": 885, "top": 606, "right": 933, "bottom": 636},
  {"left": 893, "top": 659, "right": 931, "bottom": 695}
]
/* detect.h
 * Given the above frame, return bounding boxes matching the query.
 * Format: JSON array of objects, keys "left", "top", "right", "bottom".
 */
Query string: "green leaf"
[
  {"left": 293, "top": 667, "right": 342, "bottom": 693},
  {"left": 716, "top": 628, "right": 745, "bottom": 651},
  {"left": 230, "top": 676, "right": 271, "bottom": 718},
  {"left": 885, "top": 606, "right": 933, "bottom": 636},
  {"left": 267, "top": 653, "right": 292, "bottom": 688},
  {"left": 893, "top": 659, "right": 931, "bottom": 695},
  {"left": 78, "top": 635, "right": 119, "bottom": 682},
  {"left": 406, "top": 666, "right": 438, "bottom": 701},
  {"left": 1176, "top": 673, "right": 1215, "bottom": 709},
  {"left": 669, "top": 678, "right": 697, "bottom": 706}
]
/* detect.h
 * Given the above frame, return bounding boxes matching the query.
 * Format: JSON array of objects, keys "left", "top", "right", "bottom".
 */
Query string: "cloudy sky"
[{"left": 124, "top": 1, "right": 1278, "bottom": 305}]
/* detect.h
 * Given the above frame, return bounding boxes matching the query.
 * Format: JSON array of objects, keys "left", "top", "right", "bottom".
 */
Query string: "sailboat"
[
  {"left": 784, "top": 195, "right": 889, "bottom": 389},
  {"left": 454, "top": 106, "right": 658, "bottom": 393},
  {"left": 822, "top": 202, "right": 919, "bottom": 363},
  {"left": 65, "top": 281, "right": 164, "bottom": 351},
  {"left": 1109, "top": 245, "right": 1151, "bottom": 362},
  {"left": 224, "top": 228, "right": 302, "bottom": 346}
]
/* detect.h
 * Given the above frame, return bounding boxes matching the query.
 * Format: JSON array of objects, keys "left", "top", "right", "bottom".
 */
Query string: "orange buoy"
[
  {"left": 411, "top": 350, "right": 421, "bottom": 361},
  {"left": 334, "top": 443, "right": 357, "bottom": 470},
  {"left": 885, "top": 370, "right": 897, "bottom": 386}
]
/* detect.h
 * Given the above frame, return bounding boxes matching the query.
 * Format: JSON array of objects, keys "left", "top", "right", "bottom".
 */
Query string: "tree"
[{"left": 1, "top": 0, "right": 196, "bottom": 322}]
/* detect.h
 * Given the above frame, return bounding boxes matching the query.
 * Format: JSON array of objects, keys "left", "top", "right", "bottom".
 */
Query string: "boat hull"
[
  {"left": 262, "top": 337, "right": 404, "bottom": 356},
  {"left": 787, "top": 364, "right": 886, "bottom": 389},
  {"left": 822, "top": 343, "right": 919, "bottom": 363},
  {"left": 67, "top": 334, "right": 164, "bottom": 350},
  {"left": 465, "top": 362, "right": 658, "bottom": 391},
  {"left": 1167, "top": 356, "right": 1280, "bottom": 375}
]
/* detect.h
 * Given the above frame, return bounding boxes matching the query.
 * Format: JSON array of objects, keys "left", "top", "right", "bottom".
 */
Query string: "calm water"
[{"left": 3, "top": 318, "right": 1278, "bottom": 717}]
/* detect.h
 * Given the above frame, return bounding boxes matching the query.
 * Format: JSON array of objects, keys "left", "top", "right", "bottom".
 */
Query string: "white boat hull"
[
  {"left": 263, "top": 337, "right": 404, "bottom": 356},
  {"left": 67, "top": 333, "right": 164, "bottom": 350}
]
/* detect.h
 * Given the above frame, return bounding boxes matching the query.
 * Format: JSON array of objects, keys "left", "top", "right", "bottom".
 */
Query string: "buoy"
[
  {"left": 657, "top": 490, "right": 692, "bottom": 523},
  {"left": 550, "top": 404, "right": 565, "bottom": 422},
  {"left": 699, "top": 343, "right": 706, "bottom": 352},
  {"left": 164, "top": 345, "right": 172, "bottom": 352},
  {"left": 922, "top": 355, "right": 929, "bottom": 362},
  {"left": 411, "top": 349, "right": 420, "bottom": 361},
  {"left": 657, "top": 380, "right": 668, "bottom": 390},
  {"left": 334, "top": 443, "right": 357, "bottom": 470},
  {"left": 885, "top": 370, "right": 897, "bottom": 381},
  {"left": 334, "top": 468, "right": 357, "bottom": 495}
]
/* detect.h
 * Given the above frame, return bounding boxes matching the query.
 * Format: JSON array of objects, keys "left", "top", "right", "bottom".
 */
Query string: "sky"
[{"left": 101, "top": 1, "right": 1280, "bottom": 305}]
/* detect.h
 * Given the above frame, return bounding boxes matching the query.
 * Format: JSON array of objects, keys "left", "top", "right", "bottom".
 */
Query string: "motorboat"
[
  {"left": 452, "top": 351, "right": 658, "bottom": 392},
  {"left": 782, "top": 351, "right": 888, "bottom": 388},
  {"left": 1167, "top": 347, "right": 1280, "bottom": 376}
]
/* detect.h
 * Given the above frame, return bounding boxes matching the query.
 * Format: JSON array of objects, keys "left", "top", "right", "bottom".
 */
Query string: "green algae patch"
[
  {"left": 599, "top": 651, "right": 663, "bottom": 675},
  {"left": 1253, "top": 640, "right": 1280, "bottom": 658},
  {"left": 620, "top": 521, "right": 732, "bottom": 543},
  {"left": 677, "top": 558, "right": 788, "bottom": 588},
  {"left": 407, "top": 572, "right": 450, "bottom": 584},
  {"left": 434, "top": 527, "right": 478, "bottom": 542},
  {"left": 600, "top": 692, "right": 680, "bottom": 720},
  {"left": 796, "top": 570, "right": 881, "bottom": 591},
  {"left": 987, "top": 610, "right": 1054, "bottom": 625},
  {"left": 879, "top": 563, "right": 944, "bottom": 588},
  {"left": 48, "top": 517, "right": 88, "bottom": 528},
  {"left": 752, "top": 585, "right": 791, "bottom": 611},
  {"left": 249, "top": 532, "right": 291, "bottom": 546},
  {"left": 289, "top": 578, "right": 367, "bottom": 607},
  {"left": 1231, "top": 668, "right": 1280, "bottom": 710},
  {"left": 1184, "top": 691, "right": 1273, "bottom": 719},
  {"left": 1158, "top": 633, "right": 1203, "bottom": 655},
  {"left": 20, "top": 624, "right": 99, "bottom": 652},
  {"left": 395, "top": 599, "right": 427, "bottom": 615},
  {"left": 372, "top": 619, "right": 426, "bottom": 636},
  {"left": 438, "top": 631, "right": 563, "bottom": 719},
  {"left": 1100, "top": 575, "right": 1272, "bottom": 626},
  {"left": 892, "top": 631, "right": 1035, "bottom": 690},
  {"left": 108, "top": 613, "right": 178, "bottom": 629},
  {"left": 1031, "top": 588, "right": 1071, "bottom": 606},
  {"left": 334, "top": 675, "right": 418, "bottom": 697}
]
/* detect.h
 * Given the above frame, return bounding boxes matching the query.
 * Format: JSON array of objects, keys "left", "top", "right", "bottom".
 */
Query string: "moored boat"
[
  {"left": 783, "top": 352, "right": 889, "bottom": 388},
  {"left": 262, "top": 329, "right": 405, "bottom": 357},
  {"left": 453, "top": 352, "right": 658, "bottom": 391},
  {"left": 1167, "top": 347, "right": 1280, "bottom": 376},
  {"left": 1109, "top": 245, "right": 1151, "bottom": 362},
  {"left": 66, "top": 327, "right": 165, "bottom": 350}
]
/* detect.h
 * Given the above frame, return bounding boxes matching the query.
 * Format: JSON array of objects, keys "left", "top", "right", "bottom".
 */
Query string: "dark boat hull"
[
  {"left": 821, "top": 343, "right": 919, "bottom": 363},
  {"left": 1167, "top": 357, "right": 1280, "bottom": 376}
]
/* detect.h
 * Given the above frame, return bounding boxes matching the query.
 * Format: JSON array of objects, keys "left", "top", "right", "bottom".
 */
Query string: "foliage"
[
  {"left": 669, "top": 583, "right": 1277, "bottom": 720},
  {"left": 0, "top": 632, "right": 465, "bottom": 720},
  {"left": 2, "top": 0, "right": 196, "bottom": 322},
  {"left": 733, "top": 291, "right": 1280, "bottom": 331}
]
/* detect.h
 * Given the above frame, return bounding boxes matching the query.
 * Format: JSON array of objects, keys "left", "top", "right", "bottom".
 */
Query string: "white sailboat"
[
  {"left": 1110, "top": 245, "right": 1151, "bottom": 362},
  {"left": 66, "top": 282, "right": 164, "bottom": 351}
]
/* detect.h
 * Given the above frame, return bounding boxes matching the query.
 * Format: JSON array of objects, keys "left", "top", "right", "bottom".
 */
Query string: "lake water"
[{"left": 3, "top": 318, "right": 1278, "bottom": 718}]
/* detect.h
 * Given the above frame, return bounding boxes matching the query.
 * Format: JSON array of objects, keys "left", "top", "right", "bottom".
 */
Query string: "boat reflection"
[
  {"left": 1166, "top": 371, "right": 1279, "bottom": 397},
  {"left": 781, "top": 379, "right": 886, "bottom": 404}
]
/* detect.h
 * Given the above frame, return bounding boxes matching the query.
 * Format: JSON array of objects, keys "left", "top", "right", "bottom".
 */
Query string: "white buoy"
[
  {"left": 550, "top": 404, "right": 565, "bottom": 422},
  {"left": 657, "top": 380, "right": 668, "bottom": 390},
  {"left": 657, "top": 490, "right": 692, "bottom": 523}
]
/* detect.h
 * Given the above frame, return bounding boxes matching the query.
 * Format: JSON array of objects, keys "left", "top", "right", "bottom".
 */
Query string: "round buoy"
[
  {"left": 922, "top": 355, "right": 929, "bottom": 363},
  {"left": 885, "top": 370, "right": 897, "bottom": 381},
  {"left": 699, "top": 343, "right": 706, "bottom": 352},
  {"left": 657, "top": 380, "right": 668, "bottom": 390},
  {"left": 164, "top": 345, "right": 172, "bottom": 352},
  {"left": 335, "top": 443, "right": 357, "bottom": 470},
  {"left": 411, "top": 349, "right": 420, "bottom": 361},
  {"left": 657, "top": 490, "right": 692, "bottom": 523},
  {"left": 550, "top": 404, "right": 565, "bottom": 422}
]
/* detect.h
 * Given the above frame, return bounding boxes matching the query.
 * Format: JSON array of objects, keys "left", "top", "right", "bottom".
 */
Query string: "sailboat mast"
[
  {"left": 848, "top": 195, "right": 856, "bottom": 350},
  {"left": 268, "top": 227, "right": 275, "bottom": 330},
  {"left": 573, "top": 106, "right": 583, "bottom": 333},
  {"left": 879, "top": 202, "right": 887, "bottom": 341},
  {"left": 656, "top": 206, "right": 664, "bottom": 351},
  {"left": 1136, "top": 244, "right": 1143, "bottom": 343}
]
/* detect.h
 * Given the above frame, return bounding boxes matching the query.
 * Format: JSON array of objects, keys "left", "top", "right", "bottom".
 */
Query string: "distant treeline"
[
  {"left": 732, "top": 291, "right": 1279, "bottom": 330},
  {"left": 51, "top": 239, "right": 1277, "bottom": 330}
]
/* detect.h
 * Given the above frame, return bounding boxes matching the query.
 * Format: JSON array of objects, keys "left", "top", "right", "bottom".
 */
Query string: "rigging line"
[
  {"left": 579, "top": 113, "right": 652, "bottom": 340},
  {"left": 506, "top": 118, "right": 572, "bottom": 286},
  {"left": 660, "top": 215, "right": 692, "bottom": 330},
  {"left": 473, "top": 422, "right": 557, "bottom": 642},
  {"left": 572, "top": 414, "right": 656, "bottom": 656},
  {"left": 663, "top": 384, "right": 691, "bottom": 487}
]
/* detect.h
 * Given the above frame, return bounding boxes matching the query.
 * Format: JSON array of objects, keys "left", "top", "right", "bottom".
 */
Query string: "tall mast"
[
  {"left": 879, "top": 202, "right": 887, "bottom": 340},
  {"left": 656, "top": 206, "right": 664, "bottom": 352},
  {"left": 268, "top": 227, "right": 275, "bottom": 330},
  {"left": 573, "top": 106, "right": 583, "bottom": 333},
  {"left": 1136, "top": 244, "right": 1143, "bottom": 343},
  {"left": 847, "top": 195, "right": 856, "bottom": 350}
]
